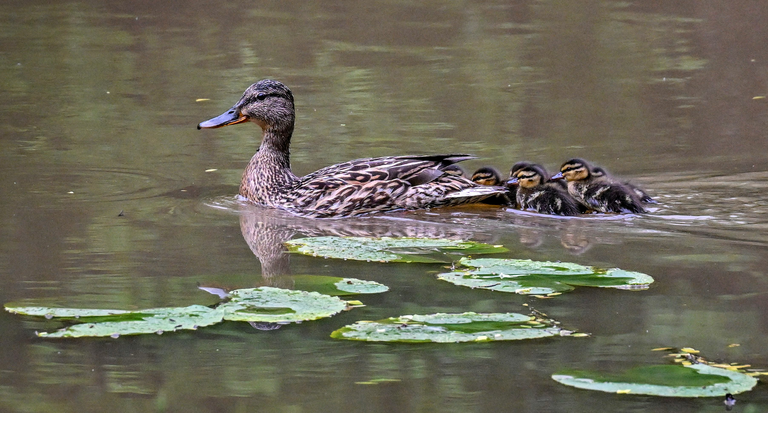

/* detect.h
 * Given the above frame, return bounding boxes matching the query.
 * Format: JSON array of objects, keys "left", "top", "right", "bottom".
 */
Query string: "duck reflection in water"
[{"left": 237, "top": 205, "right": 486, "bottom": 287}]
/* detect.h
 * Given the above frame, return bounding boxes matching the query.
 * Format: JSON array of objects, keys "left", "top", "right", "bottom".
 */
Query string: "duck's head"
[
  {"left": 552, "top": 158, "right": 592, "bottom": 182},
  {"left": 198, "top": 79, "right": 295, "bottom": 133},
  {"left": 471, "top": 166, "right": 502, "bottom": 186},
  {"left": 509, "top": 161, "right": 536, "bottom": 180},
  {"left": 507, "top": 163, "right": 548, "bottom": 189}
]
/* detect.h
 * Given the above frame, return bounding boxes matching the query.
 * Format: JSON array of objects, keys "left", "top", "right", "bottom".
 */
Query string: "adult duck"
[{"left": 198, "top": 80, "right": 505, "bottom": 218}]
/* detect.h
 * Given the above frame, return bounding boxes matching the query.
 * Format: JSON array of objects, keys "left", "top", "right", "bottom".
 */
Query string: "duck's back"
[
  {"left": 569, "top": 181, "right": 645, "bottom": 214},
  {"left": 282, "top": 154, "right": 505, "bottom": 217}
]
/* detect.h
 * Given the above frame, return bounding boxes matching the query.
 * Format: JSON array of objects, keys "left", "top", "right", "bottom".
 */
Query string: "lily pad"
[
  {"left": 290, "top": 276, "right": 389, "bottom": 295},
  {"left": 331, "top": 312, "right": 564, "bottom": 343},
  {"left": 8, "top": 305, "right": 225, "bottom": 338},
  {"left": 285, "top": 236, "right": 508, "bottom": 263},
  {"left": 5, "top": 306, "right": 138, "bottom": 319},
  {"left": 217, "top": 287, "right": 349, "bottom": 323},
  {"left": 552, "top": 363, "right": 757, "bottom": 397},
  {"left": 437, "top": 258, "right": 653, "bottom": 296}
]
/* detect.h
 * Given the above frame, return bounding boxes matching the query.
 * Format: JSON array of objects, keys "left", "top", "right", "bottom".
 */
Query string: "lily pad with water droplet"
[
  {"left": 285, "top": 236, "right": 508, "bottom": 263},
  {"left": 18, "top": 305, "right": 225, "bottom": 338},
  {"left": 218, "top": 287, "right": 349, "bottom": 323},
  {"left": 331, "top": 312, "right": 563, "bottom": 343},
  {"left": 552, "top": 363, "right": 757, "bottom": 397},
  {"left": 437, "top": 258, "right": 653, "bottom": 296}
]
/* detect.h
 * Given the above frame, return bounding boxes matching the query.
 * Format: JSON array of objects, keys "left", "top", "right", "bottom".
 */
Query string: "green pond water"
[{"left": 1, "top": 0, "right": 767, "bottom": 412}]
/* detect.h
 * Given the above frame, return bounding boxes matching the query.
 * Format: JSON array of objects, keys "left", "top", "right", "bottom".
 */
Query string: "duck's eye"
[{"left": 256, "top": 93, "right": 268, "bottom": 101}]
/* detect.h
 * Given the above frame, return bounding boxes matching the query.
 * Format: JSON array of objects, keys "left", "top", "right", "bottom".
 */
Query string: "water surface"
[{"left": 1, "top": 0, "right": 768, "bottom": 412}]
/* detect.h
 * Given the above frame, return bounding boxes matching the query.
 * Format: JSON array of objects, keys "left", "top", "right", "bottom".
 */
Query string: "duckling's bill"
[{"left": 197, "top": 107, "right": 249, "bottom": 129}]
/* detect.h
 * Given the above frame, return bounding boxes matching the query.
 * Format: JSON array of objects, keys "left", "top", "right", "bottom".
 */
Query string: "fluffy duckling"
[
  {"left": 471, "top": 166, "right": 503, "bottom": 186},
  {"left": 507, "top": 163, "right": 581, "bottom": 216},
  {"left": 591, "top": 166, "right": 656, "bottom": 204},
  {"left": 470, "top": 166, "right": 513, "bottom": 205},
  {"left": 443, "top": 164, "right": 467, "bottom": 178},
  {"left": 552, "top": 158, "right": 646, "bottom": 214}
]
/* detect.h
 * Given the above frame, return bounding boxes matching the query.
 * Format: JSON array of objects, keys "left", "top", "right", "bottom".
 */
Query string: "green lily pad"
[
  {"left": 290, "top": 276, "right": 389, "bottom": 295},
  {"left": 11, "top": 305, "right": 225, "bottom": 338},
  {"left": 218, "top": 287, "right": 349, "bottom": 323},
  {"left": 285, "top": 236, "right": 508, "bottom": 263},
  {"left": 331, "top": 312, "right": 564, "bottom": 343},
  {"left": 552, "top": 363, "right": 757, "bottom": 397},
  {"left": 437, "top": 258, "right": 653, "bottom": 296},
  {"left": 5, "top": 306, "right": 137, "bottom": 319}
]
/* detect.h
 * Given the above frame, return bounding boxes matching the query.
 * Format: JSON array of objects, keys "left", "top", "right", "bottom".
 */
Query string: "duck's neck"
[{"left": 240, "top": 127, "right": 299, "bottom": 203}]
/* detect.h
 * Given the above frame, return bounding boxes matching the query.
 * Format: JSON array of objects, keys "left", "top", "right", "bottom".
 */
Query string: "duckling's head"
[
  {"left": 444, "top": 164, "right": 467, "bottom": 178},
  {"left": 198, "top": 80, "right": 295, "bottom": 133},
  {"left": 554, "top": 158, "right": 592, "bottom": 182},
  {"left": 509, "top": 164, "right": 548, "bottom": 189},
  {"left": 471, "top": 166, "right": 502, "bottom": 186},
  {"left": 509, "top": 161, "right": 536, "bottom": 179},
  {"left": 590, "top": 165, "right": 609, "bottom": 178}
]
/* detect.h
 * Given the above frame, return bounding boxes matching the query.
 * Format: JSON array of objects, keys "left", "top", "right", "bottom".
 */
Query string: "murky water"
[{"left": 2, "top": 0, "right": 767, "bottom": 412}]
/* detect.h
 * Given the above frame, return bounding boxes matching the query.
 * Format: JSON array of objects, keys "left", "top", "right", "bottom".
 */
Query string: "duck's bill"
[
  {"left": 550, "top": 172, "right": 564, "bottom": 181},
  {"left": 506, "top": 178, "right": 519, "bottom": 186},
  {"left": 197, "top": 108, "right": 249, "bottom": 129}
]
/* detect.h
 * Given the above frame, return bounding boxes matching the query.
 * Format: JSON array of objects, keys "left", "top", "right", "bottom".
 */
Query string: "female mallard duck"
[
  {"left": 507, "top": 163, "right": 581, "bottom": 216},
  {"left": 551, "top": 158, "right": 646, "bottom": 214},
  {"left": 198, "top": 80, "right": 506, "bottom": 218}
]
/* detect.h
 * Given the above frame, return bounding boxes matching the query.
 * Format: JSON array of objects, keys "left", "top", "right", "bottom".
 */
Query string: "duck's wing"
[
  {"left": 303, "top": 154, "right": 475, "bottom": 184},
  {"left": 290, "top": 154, "right": 503, "bottom": 217}
]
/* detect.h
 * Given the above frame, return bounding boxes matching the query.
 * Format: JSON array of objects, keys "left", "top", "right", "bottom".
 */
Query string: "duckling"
[
  {"left": 198, "top": 80, "right": 507, "bottom": 218},
  {"left": 551, "top": 158, "right": 646, "bottom": 214},
  {"left": 471, "top": 166, "right": 503, "bottom": 186},
  {"left": 443, "top": 164, "right": 467, "bottom": 178},
  {"left": 591, "top": 166, "right": 656, "bottom": 204},
  {"left": 507, "top": 163, "right": 581, "bottom": 216}
]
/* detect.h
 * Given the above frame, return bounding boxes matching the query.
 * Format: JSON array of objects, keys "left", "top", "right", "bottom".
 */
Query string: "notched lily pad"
[
  {"left": 331, "top": 312, "right": 566, "bottom": 343},
  {"left": 285, "top": 236, "right": 508, "bottom": 263},
  {"left": 437, "top": 258, "right": 653, "bottom": 296},
  {"left": 552, "top": 363, "right": 757, "bottom": 397},
  {"left": 16, "top": 305, "right": 225, "bottom": 338},
  {"left": 217, "top": 287, "right": 349, "bottom": 323}
]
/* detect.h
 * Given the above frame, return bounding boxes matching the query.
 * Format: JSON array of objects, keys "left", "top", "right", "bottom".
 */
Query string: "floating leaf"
[
  {"left": 218, "top": 287, "right": 349, "bottom": 323},
  {"left": 285, "top": 236, "right": 507, "bottom": 263},
  {"left": 437, "top": 258, "right": 653, "bottom": 296},
  {"left": 331, "top": 312, "right": 565, "bottom": 343},
  {"left": 290, "top": 275, "right": 389, "bottom": 295},
  {"left": 27, "top": 305, "right": 225, "bottom": 338},
  {"left": 552, "top": 363, "right": 757, "bottom": 397},
  {"left": 6, "top": 306, "right": 136, "bottom": 319}
]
